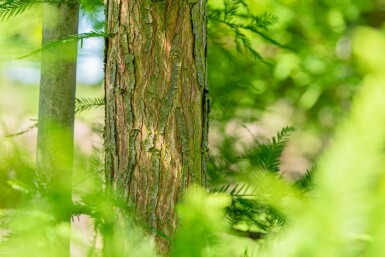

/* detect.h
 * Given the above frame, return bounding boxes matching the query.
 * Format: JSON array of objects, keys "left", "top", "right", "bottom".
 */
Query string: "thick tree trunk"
[
  {"left": 104, "top": 0, "right": 208, "bottom": 252},
  {"left": 36, "top": 2, "right": 79, "bottom": 255}
]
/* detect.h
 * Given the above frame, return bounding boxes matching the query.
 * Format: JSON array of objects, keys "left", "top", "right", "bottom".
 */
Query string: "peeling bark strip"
[{"left": 104, "top": 0, "right": 208, "bottom": 252}]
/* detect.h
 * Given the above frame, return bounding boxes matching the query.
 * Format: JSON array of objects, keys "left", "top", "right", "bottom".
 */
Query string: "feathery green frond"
[
  {"left": 227, "top": 197, "right": 285, "bottom": 232},
  {"left": 0, "top": 0, "right": 73, "bottom": 21},
  {"left": 208, "top": 0, "right": 283, "bottom": 62},
  {"left": 210, "top": 182, "right": 285, "bottom": 237},
  {"left": 0, "top": 0, "right": 34, "bottom": 21},
  {"left": 251, "top": 126, "right": 295, "bottom": 173},
  {"left": 210, "top": 183, "right": 253, "bottom": 197},
  {"left": 19, "top": 31, "right": 108, "bottom": 59},
  {"left": 208, "top": 126, "right": 297, "bottom": 239},
  {"left": 294, "top": 167, "right": 314, "bottom": 192},
  {"left": 0, "top": 0, "right": 104, "bottom": 24},
  {"left": 208, "top": 126, "right": 295, "bottom": 184},
  {"left": 75, "top": 97, "right": 105, "bottom": 113}
]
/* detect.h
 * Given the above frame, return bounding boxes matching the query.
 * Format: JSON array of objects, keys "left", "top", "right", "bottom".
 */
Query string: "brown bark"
[{"left": 104, "top": 0, "right": 208, "bottom": 252}]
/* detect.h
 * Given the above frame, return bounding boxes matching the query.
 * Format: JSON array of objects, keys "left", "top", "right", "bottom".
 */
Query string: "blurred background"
[{"left": 207, "top": 0, "right": 385, "bottom": 181}]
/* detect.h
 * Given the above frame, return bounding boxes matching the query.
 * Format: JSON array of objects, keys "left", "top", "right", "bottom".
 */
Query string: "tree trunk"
[
  {"left": 36, "top": 2, "right": 79, "bottom": 255},
  {"left": 104, "top": 0, "right": 208, "bottom": 252}
]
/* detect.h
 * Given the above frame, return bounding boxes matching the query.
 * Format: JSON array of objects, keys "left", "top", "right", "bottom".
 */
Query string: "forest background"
[{"left": 1, "top": 0, "right": 385, "bottom": 256}]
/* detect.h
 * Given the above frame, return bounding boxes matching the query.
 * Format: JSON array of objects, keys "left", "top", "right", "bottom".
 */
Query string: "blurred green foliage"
[
  {"left": 0, "top": 6, "right": 41, "bottom": 61},
  {"left": 0, "top": 145, "right": 34, "bottom": 208},
  {"left": 208, "top": 0, "right": 385, "bottom": 167}
]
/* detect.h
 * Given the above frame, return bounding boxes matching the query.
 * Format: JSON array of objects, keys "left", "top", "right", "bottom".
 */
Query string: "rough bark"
[
  {"left": 104, "top": 0, "right": 208, "bottom": 252},
  {"left": 36, "top": 2, "right": 79, "bottom": 255}
]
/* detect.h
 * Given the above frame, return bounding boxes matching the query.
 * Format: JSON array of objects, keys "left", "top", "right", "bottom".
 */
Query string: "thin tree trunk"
[
  {"left": 104, "top": 0, "right": 208, "bottom": 253},
  {"left": 36, "top": 1, "right": 79, "bottom": 255}
]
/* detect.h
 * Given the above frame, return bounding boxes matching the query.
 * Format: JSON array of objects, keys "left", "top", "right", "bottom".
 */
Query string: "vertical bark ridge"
[{"left": 105, "top": 0, "right": 207, "bottom": 252}]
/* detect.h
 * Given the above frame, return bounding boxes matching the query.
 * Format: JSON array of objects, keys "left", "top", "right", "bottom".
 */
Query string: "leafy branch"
[
  {"left": 75, "top": 97, "right": 105, "bottom": 113},
  {"left": 208, "top": 0, "right": 284, "bottom": 62},
  {"left": 0, "top": 0, "right": 38, "bottom": 20},
  {"left": 255, "top": 126, "right": 295, "bottom": 173},
  {"left": 0, "top": 0, "right": 103, "bottom": 21},
  {"left": 295, "top": 167, "right": 314, "bottom": 192},
  {"left": 210, "top": 182, "right": 285, "bottom": 238},
  {"left": 19, "top": 31, "right": 108, "bottom": 58},
  {"left": 208, "top": 126, "right": 297, "bottom": 239},
  {"left": 5, "top": 98, "right": 104, "bottom": 137}
]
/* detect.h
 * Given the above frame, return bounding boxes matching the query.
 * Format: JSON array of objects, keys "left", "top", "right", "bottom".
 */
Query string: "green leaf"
[{"left": 75, "top": 97, "right": 105, "bottom": 113}]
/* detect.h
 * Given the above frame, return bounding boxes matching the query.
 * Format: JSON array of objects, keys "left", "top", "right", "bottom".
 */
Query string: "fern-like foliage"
[
  {"left": 0, "top": 0, "right": 102, "bottom": 21},
  {"left": 208, "top": 126, "right": 296, "bottom": 239},
  {"left": 0, "top": 0, "right": 36, "bottom": 20},
  {"left": 75, "top": 97, "right": 104, "bottom": 113},
  {"left": 227, "top": 197, "right": 284, "bottom": 231},
  {"left": 19, "top": 31, "right": 108, "bottom": 58},
  {"left": 294, "top": 167, "right": 314, "bottom": 192},
  {"left": 6, "top": 97, "right": 104, "bottom": 137},
  {"left": 208, "top": 126, "right": 295, "bottom": 180},
  {"left": 211, "top": 183, "right": 285, "bottom": 238},
  {"left": 208, "top": 0, "right": 283, "bottom": 62},
  {"left": 253, "top": 126, "right": 295, "bottom": 173},
  {"left": 19, "top": 31, "right": 107, "bottom": 59},
  {"left": 210, "top": 183, "right": 252, "bottom": 196}
]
